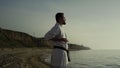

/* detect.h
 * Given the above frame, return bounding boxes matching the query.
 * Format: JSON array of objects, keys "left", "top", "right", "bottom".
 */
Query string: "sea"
[
  {"left": 68, "top": 50, "right": 120, "bottom": 68},
  {"left": 46, "top": 50, "right": 120, "bottom": 68}
]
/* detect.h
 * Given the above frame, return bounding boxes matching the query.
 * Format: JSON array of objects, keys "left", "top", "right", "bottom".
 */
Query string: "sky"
[{"left": 0, "top": 0, "right": 120, "bottom": 49}]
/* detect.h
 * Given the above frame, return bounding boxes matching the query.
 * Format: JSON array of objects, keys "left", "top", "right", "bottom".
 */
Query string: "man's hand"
[{"left": 60, "top": 38, "right": 68, "bottom": 43}]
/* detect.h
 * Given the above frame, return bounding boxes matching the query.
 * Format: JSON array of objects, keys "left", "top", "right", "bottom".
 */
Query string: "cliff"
[{"left": 0, "top": 27, "right": 44, "bottom": 48}]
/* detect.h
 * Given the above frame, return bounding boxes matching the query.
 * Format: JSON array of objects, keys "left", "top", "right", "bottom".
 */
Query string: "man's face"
[{"left": 59, "top": 16, "right": 66, "bottom": 25}]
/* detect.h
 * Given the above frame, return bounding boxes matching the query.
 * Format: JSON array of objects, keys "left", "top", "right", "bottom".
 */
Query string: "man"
[{"left": 44, "top": 12, "right": 70, "bottom": 68}]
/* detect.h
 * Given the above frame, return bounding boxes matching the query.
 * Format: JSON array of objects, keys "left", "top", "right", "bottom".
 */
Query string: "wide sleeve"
[{"left": 44, "top": 25, "right": 60, "bottom": 40}]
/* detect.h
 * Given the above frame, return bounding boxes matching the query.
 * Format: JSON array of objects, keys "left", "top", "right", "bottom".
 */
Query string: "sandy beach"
[{"left": 0, "top": 48, "right": 52, "bottom": 68}]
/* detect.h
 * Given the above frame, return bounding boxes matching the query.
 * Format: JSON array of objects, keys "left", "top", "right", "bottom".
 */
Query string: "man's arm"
[
  {"left": 50, "top": 38, "right": 68, "bottom": 43},
  {"left": 44, "top": 24, "right": 59, "bottom": 40}
]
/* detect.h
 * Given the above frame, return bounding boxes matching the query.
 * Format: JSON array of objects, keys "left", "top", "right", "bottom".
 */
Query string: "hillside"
[{"left": 0, "top": 27, "right": 49, "bottom": 48}]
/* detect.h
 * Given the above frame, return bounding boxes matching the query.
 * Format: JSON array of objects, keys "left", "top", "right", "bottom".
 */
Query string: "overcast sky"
[{"left": 1, "top": 0, "right": 120, "bottom": 49}]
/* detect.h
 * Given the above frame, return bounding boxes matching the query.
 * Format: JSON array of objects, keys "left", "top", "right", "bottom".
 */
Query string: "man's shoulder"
[
  {"left": 47, "top": 23, "right": 61, "bottom": 35},
  {"left": 52, "top": 23, "right": 60, "bottom": 29}
]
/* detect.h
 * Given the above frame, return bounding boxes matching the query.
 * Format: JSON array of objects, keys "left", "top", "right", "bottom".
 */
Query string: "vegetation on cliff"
[{"left": 0, "top": 27, "right": 47, "bottom": 48}]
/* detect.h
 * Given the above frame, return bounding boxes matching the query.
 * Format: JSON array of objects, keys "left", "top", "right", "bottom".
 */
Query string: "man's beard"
[{"left": 63, "top": 22, "right": 66, "bottom": 25}]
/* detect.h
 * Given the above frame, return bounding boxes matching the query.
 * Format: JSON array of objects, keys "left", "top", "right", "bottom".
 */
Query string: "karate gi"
[{"left": 44, "top": 23, "right": 69, "bottom": 68}]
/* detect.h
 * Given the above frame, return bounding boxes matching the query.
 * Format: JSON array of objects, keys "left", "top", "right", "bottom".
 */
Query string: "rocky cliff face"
[
  {"left": 0, "top": 28, "right": 40, "bottom": 47},
  {"left": 3, "top": 30, "right": 32, "bottom": 42}
]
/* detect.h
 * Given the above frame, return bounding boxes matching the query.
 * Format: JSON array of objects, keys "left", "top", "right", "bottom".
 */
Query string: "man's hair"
[{"left": 55, "top": 12, "right": 64, "bottom": 22}]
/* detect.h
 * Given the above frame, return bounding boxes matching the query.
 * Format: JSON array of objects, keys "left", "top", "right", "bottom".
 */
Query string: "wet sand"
[{"left": 0, "top": 48, "right": 52, "bottom": 68}]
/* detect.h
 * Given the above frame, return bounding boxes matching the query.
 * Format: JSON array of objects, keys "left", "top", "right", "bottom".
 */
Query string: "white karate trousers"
[{"left": 51, "top": 48, "right": 68, "bottom": 68}]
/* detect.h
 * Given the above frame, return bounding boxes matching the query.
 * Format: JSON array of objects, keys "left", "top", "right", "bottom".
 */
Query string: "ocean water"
[{"left": 68, "top": 50, "right": 120, "bottom": 68}]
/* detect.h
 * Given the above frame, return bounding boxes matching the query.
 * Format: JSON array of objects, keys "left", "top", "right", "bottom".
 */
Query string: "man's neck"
[{"left": 56, "top": 22, "right": 63, "bottom": 26}]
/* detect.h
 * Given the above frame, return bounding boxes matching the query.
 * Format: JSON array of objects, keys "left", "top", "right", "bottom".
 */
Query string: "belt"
[{"left": 54, "top": 46, "right": 71, "bottom": 62}]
